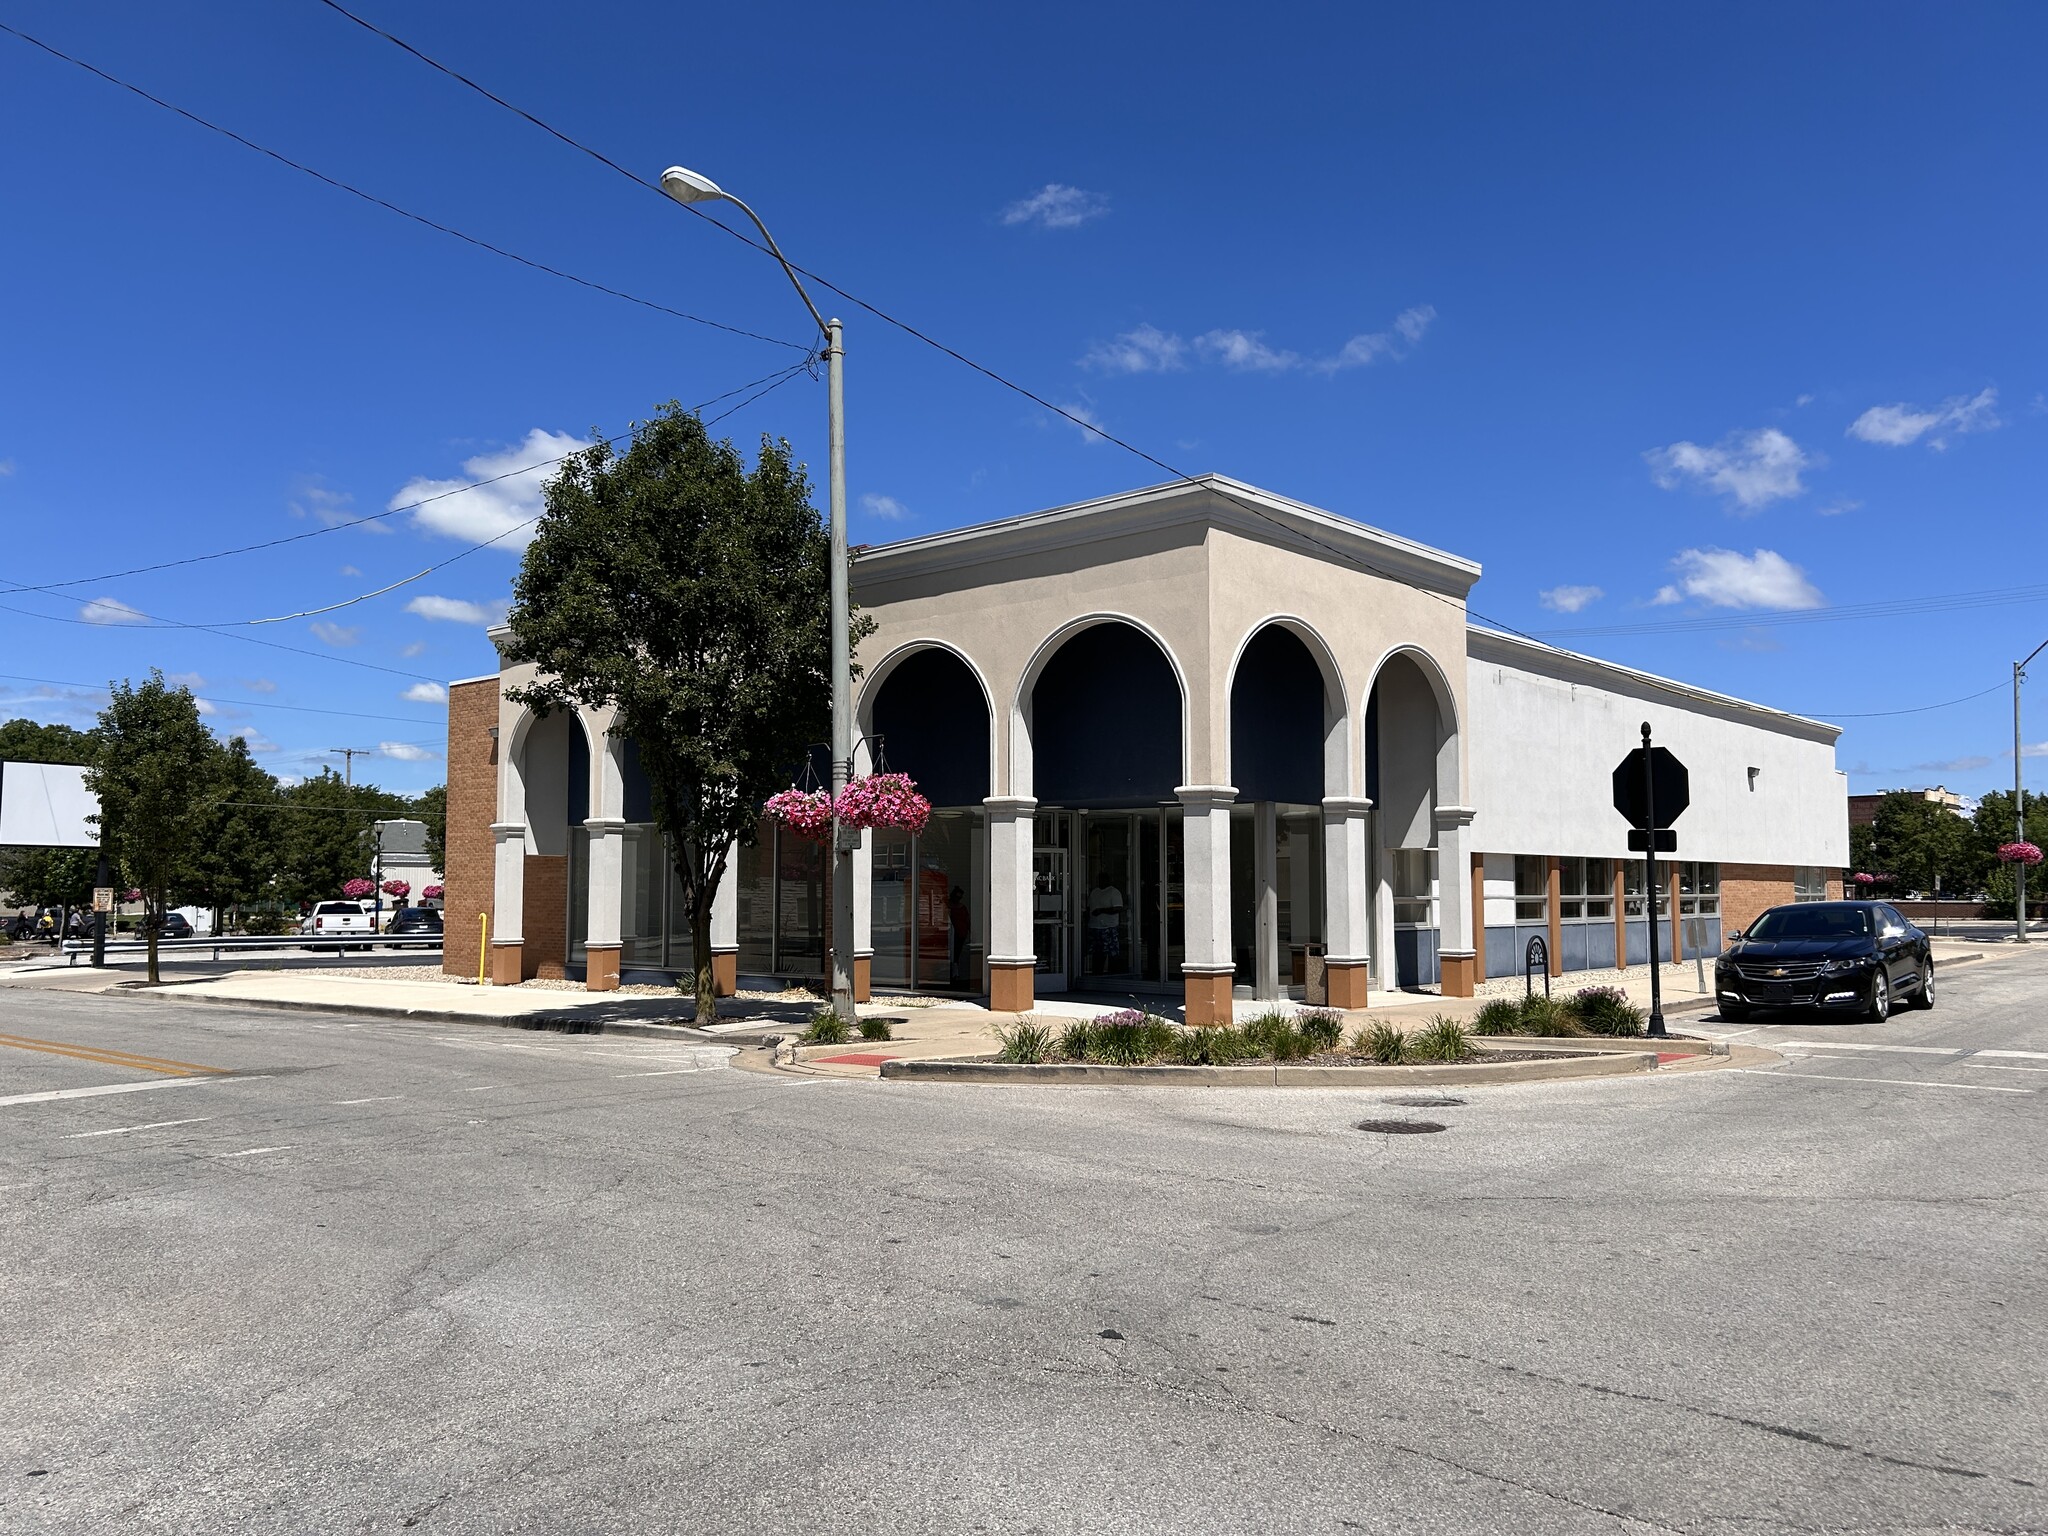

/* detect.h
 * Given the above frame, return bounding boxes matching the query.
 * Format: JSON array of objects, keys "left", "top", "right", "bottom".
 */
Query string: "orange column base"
[
  {"left": 585, "top": 945, "right": 621, "bottom": 992},
  {"left": 1183, "top": 970, "right": 1234, "bottom": 1027},
  {"left": 1326, "top": 961, "right": 1369, "bottom": 1010},
  {"left": 853, "top": 954, "right": 872, "bottom": 1004},
  {"left": 489, "top": 941, "right": 523, "bottom": 987},
  {"left": 988, "top": 961, "right": 1033, "bottom": 1013},
  {"left": 1439, "top": 952, "right": 1478, "bottom": 998},
  {"left": 711, "top": 951, "right": 738, "bottom": 997}
]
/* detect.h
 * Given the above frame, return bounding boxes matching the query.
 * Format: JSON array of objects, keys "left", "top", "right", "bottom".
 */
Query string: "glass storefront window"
[
  {"left": 1514, "top": 855, "right": 1548, "bottom": 922},
  {"left": 917, "top": 812, "right": 982, "bottom": 990},
  {"left": 1678, "top": 861, "right": 1719, "bottom": 916},
  {"left": 1623, "top": 862, "right": 1670, "bottom": 917},
  {"left": 870, "top": 829, "right": 913, "bottom": 992},
  {"left": 1794, "top": 866, "right": 1827, "bottom": 902},
  {"left": 735, "top": 825, "right": 776, "bottom": 974},
  {"left": 1560, "top": 857, "right": 1613, "bottom": 920},
  {"left": 1392, "top": 848, "right": 1435, "bottom": 927}
]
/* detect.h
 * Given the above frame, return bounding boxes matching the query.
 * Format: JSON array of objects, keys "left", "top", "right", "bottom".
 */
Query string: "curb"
[
  {"left": 878, "top": 1050, "right": 1657, "bottom": 1088},
  {"left": 134, "top": 987, "right": 718, "bottom": 1043}
]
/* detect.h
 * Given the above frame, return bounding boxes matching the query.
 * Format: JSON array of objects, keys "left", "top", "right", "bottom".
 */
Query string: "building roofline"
[
  {"left": 448, "top": 673, "right": 499, "bottom": 690},
  {"left": 853, "top": 474, "right": 1482, "bottom": 597},
  {"left": 1466, "top": 625, "right": 1842, "bottom": 742}
]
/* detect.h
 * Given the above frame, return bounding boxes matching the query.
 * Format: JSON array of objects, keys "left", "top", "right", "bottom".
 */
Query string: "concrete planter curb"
[
  {"left": 1474, "top": 1034, "right": 1727, "bottom": 1056},
  {"left": 878, "top": 1050, "right": 1658, "bottom": 1088},
  {"left": 136, "top": 987, "right": 716, "bottom": 1042}
]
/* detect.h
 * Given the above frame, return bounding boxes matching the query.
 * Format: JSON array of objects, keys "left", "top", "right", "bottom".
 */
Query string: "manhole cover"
[
  {"left": 1384, "top": 1095, "right": 1465, "bottom": 1108},
  {"left": 1355, "top": 1118, "right": 1447, "bottom": 1135}
]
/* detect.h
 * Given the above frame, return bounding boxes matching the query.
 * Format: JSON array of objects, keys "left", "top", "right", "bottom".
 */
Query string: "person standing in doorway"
[
  {"left": 948, "top": 885, "right": 971, "bottom": 988},
  {"left": 1087, "top": 872, "right": 1125, "bottom": 975}
]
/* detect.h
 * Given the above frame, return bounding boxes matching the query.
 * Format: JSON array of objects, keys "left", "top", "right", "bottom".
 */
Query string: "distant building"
[
  {"left": 369, "top": 818, "right": 443, "bottom": 906},
  {"left": 1847, "top": 785, "right": 1968, "bottom": 828}
]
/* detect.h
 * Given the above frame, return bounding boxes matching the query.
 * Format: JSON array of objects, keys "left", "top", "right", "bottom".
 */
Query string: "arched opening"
[
  {"left": 1366, "top": 650, "right": 1456, "bottom": 989},
  {"left": 1229, "top": 624, "right": 1339, "bottom": 999},
  {"left": 858, "top": 647, "right": 994, "bottom": 993},
  {"left": 1025, "top": 621, "right": 1186, "bottom": 993}
]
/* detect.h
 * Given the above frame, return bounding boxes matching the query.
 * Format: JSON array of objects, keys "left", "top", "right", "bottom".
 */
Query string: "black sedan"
[
  {"left": 1715, "top": 901, "right": 1933, "bottom": 1022},
  {"left": 149, "top": 911, "right": 195, "bottom": 940},
  {"left": 386, "top": 907, "right": 443, "bottom": 941}
]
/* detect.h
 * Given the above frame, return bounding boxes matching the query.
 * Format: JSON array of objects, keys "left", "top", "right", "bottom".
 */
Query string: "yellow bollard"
[{"left": 478, "top": 912, "right": 490, "bottom": 986}]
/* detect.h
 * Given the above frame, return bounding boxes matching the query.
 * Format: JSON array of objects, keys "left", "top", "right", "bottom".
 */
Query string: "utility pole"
[
  {"left": 2018, "top": 641, "right": 2047, "bottom": 944},
  {"left": 330, "top": 747, "right": 373, "bottom": 788}
]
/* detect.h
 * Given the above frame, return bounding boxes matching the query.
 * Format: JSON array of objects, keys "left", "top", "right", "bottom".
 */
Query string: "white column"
[
  {"left": 983, "top": 797, "right": 1037, "bottom": 968},
  {"left": 584, "top": 817, "right": 625, "bottom": 950},
  {"left": 710, "top": 842, "right": 738, "bottom": 953},
  {"left": 1254, "top": 800, "right": 1279, "bottom": 999},
  {"left": 1177, "top": 785, "right": 1237, "bottom": 976},
  {"left": 1321, "top": 797, "right": 1373, "bottom": 964},
  {"left": 1434, "top": 806, "right": 1476, "bottom": 954},
  {"left": 852, "top": 827, "right": 873, "bottom": 961},
  {"left": 490, "top": 823, "right": 526, "bottom": 944}
]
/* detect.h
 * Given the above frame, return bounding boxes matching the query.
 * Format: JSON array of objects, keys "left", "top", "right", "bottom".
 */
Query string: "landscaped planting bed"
[{"left": 988, "top": 1008, "right": 1592, "bottom": 1069}]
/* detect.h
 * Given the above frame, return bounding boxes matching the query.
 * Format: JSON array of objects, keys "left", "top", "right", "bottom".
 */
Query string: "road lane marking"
[
  {"left": 1772, "top": 1042, "right": 1964, "bottom": 1056},
  {"left": 1976, "top": 1049, "right": 2048, "bottom": 1061},
  {"left": 613, "top": 1068, "right": 709, "bottom": 1078},
  {"left": 0, "top": 1031, "right": 226, "bottom": 1077},
  {"left": 64, "top": 1116, "right": 214, "bottom": 1138},
  {"left": 1964, "top": 1063, "right": 2048, "bottom": 1074},
  {"left": 213, "top": 1145, "right": 291, "bottom": 1158},
  {"left": 1, "top": 1073, "right": 268, "bottom": 1114},
  {"left": 333, "top": 1095, "right": 404, "bottom": 1105},
  {"left": 1733, "top": 1069, "right": 2030, "bottom": 1095},
  {"left": 460, "top": 1085, "right": 505, "bottom": 1092}
]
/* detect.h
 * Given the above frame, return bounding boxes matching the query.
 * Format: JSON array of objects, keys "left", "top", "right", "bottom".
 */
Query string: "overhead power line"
[
  {"left": 1533, "top": 584, "right": 2048, "bottom": 642},
  {"left": 0, "top": 19, "right": 808, "bottom": 352}
]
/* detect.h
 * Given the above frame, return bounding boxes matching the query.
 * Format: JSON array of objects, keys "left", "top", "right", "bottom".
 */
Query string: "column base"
[
  {"left": 1183, "top": 969, "right": 1234, "bottom": 1027},
  {"left": 1326, "top": 960, "right": 1370, "bottom": 1010},
  {"left": 1439, "top": 951, "right": 1478, "bottom": 998},
  {"left": 853, "top": 954, "right": 872, "bottom": 1004},
  {"left": 711, "top": 950, "right": 738, "bottom": 998},
  {"left": 988, "top": 961, "right": 1033, "bottom": 1014},
  {"left": 489, "top": 941, "right": 523, "bottom": 987},
  {"left": 585, "top": 945, "right": 621, "bottom": 992}
]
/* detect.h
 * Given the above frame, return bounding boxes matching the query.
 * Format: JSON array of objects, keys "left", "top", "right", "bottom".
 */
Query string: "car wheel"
[
  {"left": 1719, "top": 1002, "right": 1751, "bottom": 1022},
  {"left": 1912, "top": 960, "right": 1935, "bottom": 1010},
  {"left": 1865, "top": 970, "right": 1890, "bottom": 1023}
]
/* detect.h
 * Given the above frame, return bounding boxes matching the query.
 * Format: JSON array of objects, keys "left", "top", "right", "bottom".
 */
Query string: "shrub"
[
  {"left": 1517, "top": 992, "right": 1587, "bottom": 1037},
  {"left": 1296, "top": 1009, "right": 1344, "bottom": 1051},
  {"left": 1085, "top": 1010, "right": 1177, "bottom": 1065},
  {"left": 1354, "top": 1020, "right": 1408, "bottom": 1064},
  {"left": 995, "top": 1020, "right": 1054, "bottom": 1063},
  {"left": 1059, "top": 1019, "right": 1095, "bottom": 1062},
  {"left": 241, "top": 908, "right": 290, "bottom": 937},
  {"left": 1242, "top": 1009, "right": 1312, "bottom": 1061},
  {"left": 1569, "top": 986, "right": 1645, "bottom": 1037},
  {"left": 1412, "top": 1015, "right": 1475, "bottom": 1063},
  {"left": 1471, "top": 997, "right": 1521, "bottom": 1035},
  {"left": 857, "top": 1016, "right": 895, "bottom": 1041},
  {"left": 1174, "top": 1025, "right": 1254, "bottom": 1065},
  {"left": 802, "top": 1010, "right": 849, "bottom": 1045}
]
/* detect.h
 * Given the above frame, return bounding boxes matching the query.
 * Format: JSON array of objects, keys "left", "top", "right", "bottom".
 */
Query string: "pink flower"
[
  {"left": 422, "top": 884, "right": 445, "bottom": 900},
  {"left": 837, "top": 773, "right": 932, "bottom": 834},
  {"left": 1999, "top": 841, "right": 2044, "bottom": 866},
  {"left": 341, "top": 878, "right": 376, "bottom": 899},
  {"left": 1852, "top": 872, "right": 1877, "bottom": 885},
  {"left": 765, "top": 787, "right": 834, "bottom": 841},
  {"left": 382, "top": 879, "right": 412, "bottom": 898}
]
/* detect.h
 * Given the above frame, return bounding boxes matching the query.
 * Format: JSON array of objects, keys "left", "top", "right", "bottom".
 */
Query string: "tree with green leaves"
[
  {"left": 82, "top": 673, "right": 217, "bottom": 982},
  {"left": 1867, "top": 792, "right": 1978, "bottom": 898},
  {"left": 0, "top": 717, "right": 96, "bottom": 765},
  {"left": 1971, "top": 790, "right": 2048, "bottom": 918},
  {"left": 0, "top": 717, "right": 103, "bottom": 927},
  {"left": 177, "top": 735, "right": 282, "bottom": 932},
  {"left": 504, "top": 403, "right": 864, "bottom": 1020},
  {"left": 409, "top": 783, "right": 447, "bottom": 874},
  {"left": 275, "top": 769, "right": 407, "bottom": 908}
]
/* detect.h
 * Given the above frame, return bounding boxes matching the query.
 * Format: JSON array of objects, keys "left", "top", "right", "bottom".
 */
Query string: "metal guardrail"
[{"left": 59, "top": 933, "right": 444, "bottom": 965}]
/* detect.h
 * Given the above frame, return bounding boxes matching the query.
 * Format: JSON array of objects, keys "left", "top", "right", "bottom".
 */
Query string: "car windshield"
[{"left": 1747, "top": 906, "right": 1873, "bottom": 941}]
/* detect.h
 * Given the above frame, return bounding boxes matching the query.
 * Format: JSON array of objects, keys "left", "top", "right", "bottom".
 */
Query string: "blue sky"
[{"left": 2, "top": 1, "right": 2043, "bottom": 799}]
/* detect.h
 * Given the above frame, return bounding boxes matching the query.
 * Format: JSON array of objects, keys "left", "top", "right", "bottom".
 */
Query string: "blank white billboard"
[{"left": 0, "top": 761, "right": 100, "bottom": 848}]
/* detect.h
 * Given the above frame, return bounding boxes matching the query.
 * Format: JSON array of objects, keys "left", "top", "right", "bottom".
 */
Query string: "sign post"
[{"left": 1613, "top": 724, "right": 1692, "bottom": 1038}]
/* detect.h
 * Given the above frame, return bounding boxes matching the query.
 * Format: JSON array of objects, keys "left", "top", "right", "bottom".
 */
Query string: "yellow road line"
[{"left": 0, "top": 1032, "right": 226, "bottom": 1078}]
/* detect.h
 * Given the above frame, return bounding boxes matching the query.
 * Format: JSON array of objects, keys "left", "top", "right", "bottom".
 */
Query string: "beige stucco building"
[{"left": 445, "top": 476, "right": 1849, "bottom": 1021}]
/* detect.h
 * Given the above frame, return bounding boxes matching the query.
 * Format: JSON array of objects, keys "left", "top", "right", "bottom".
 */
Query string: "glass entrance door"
[
  {"left": 1080, "top": 816, "right": 1138, "bottom": 982},
  {"left": 1032, "top": 811, "right": 1071, "bottom": 991}
]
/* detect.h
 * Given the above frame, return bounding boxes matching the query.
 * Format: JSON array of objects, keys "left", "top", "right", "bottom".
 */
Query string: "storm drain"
[
  {"left": 1355, "top": 1118, "right": 1447, "bottom": 1135},
  {"left": 1384, "top": 1095, "right": 1466, "bottom": 1108}
]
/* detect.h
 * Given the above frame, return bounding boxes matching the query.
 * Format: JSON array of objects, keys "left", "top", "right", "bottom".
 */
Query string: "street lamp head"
[{"left": 661, "top": 165, "right": 727, "bottom": 205}]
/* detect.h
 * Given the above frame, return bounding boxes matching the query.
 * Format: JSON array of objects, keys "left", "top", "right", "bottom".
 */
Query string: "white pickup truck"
[{"left": 302, "top": 900, "right": 374, "bottom": 949}]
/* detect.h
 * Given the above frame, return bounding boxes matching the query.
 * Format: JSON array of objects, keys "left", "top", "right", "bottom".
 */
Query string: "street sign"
[
  {"left": 1627, "top": 828, "right": 1678, "bottom": 853},
  {"left": 92, "top": 887, "right": 114, "bottom": 913},
  {"left": 1612, "top": 745, "right": 1690, "bottom": 830}
]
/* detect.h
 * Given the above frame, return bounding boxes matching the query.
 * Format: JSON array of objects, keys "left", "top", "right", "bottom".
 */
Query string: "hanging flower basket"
[
  {"left": 121, "top": 887, "right": 142, "bottom": 903},
  {"left": 341, "top": 878, "right": 376, "bottom": 899},
  {"left": 382, "top": 879, "right": 412, "bottom": 900},
  {"left": 1851, "top": 872, "right": 1878, "bottom": 885},
  {"left": 1999, "top": 841, "right": 2044, "bottom": 866},
  {"left": 837, "top": 773, "right": 932, "bottom": 835},
  {"left": 422, "top": 884, "right": 445, "bottom": 901},
  {"left": 765, "top": 787, "right": 835, "bottom": 841}
]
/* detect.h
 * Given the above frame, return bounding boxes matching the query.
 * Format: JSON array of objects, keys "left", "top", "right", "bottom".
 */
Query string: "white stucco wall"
[{"left": 1465, "top": 631, "right": 1849, "bottom": 868}]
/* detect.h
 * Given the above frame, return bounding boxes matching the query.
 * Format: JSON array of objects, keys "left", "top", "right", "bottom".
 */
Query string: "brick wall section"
[
  {"left": 443, "top": 677, "right": 499, "bottom": 979},
  {"left": 523, "top": 854, "right": 568, "bottom": 979},
  {"left": 1720, "top": 862, "right": 1794, "bottom": 937}
]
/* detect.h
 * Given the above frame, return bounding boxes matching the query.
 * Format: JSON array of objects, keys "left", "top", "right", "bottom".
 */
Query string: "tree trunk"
[
  {"left": 146, "top": 887, "right": 161, "bottom": 985},
  {"left": 691, "top": 890, "right": 717, "bottom": 1025}
]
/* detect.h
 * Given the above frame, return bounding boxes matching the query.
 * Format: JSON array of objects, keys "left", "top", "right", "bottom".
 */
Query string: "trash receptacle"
[{"left": 1304, "top": 943, "right": 1327, "bottom": 1006}]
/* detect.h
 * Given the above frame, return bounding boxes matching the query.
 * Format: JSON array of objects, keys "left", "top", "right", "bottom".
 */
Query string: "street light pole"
[
  {"left": 2017, "top": 640, "right": 2048, "bottom": 944},
  {"left": 662, "top": 166, "right": 856, "bottom": 1020}
]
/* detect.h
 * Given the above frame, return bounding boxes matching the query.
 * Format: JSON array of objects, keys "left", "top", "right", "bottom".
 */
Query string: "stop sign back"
[{"left": 1612, "top": 743, "right": 1689, "bottom": 830}]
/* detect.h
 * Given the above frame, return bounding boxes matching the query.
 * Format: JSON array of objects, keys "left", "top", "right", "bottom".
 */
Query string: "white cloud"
[
  {"left": 1794, "top": 393, "right": 1815, "bottom": 407},
  {"left": 402, "top": 682, "right": 448, "bottom": 704},
  {"left": 379, "top": 741, "right": 439, "bottom": 763},
  {"left": 1538, "top": 584, "right": 1604, "bottom": 614},
  {"left": 393, "top": 429, "right": 595, "bottom": 550},
  {"left": 399, "top": 641, "right": 427, "bottom": 658},
  {"left": 240, "top": 677, "right": 277, "bottom": 693},
  {"left": 80, "top": 596, "right": 148, "bottom": 625},
  {"left": 1816, "top": 498, "right": 1861, "bottom": 517},
  {"left": 1196, "top": 329, "right": 1302, "bottom": 373},
  {"left": 309, "top": 620, "right": 361, "bottom": 646},
  {"left": 1079, "top": 324, "right": 1187, "bottom": 375},
  {"left": 339, "top": 564, "right": 362, "bottom": 577},
  {"left": 999, "top": 184, "right": 1109, "bottom": 230},
  {"left": 1847, "top": 387, "right": 1999, "bottom": 449},
  {"left": 0, "top": 458, "right": 15, "bottom": 476},
  {"left": 193, "top": 697, "right": 218, "bottom": 716},
  {"left": 1656, "top": 548, "right": 1824, "bottom": 611},
  {"left": 1057, "top": 398, "right": 1110, "bottom": 445},
  {"left": 1317, "top": 305, "right": 1437, "bottom": 373},
  {"left": 234, "top": 727, "right": 279, "bottom": 754},
  {"left": 1644, "top": 427, "right": 1811, "bottom": 512},
  {"left": 166, "top": 671, "right": 205, "bottom": 688},
  {"left": 289, "top": 478, "right": 383, "bottom": 534},
  {"left": 859, "top": 493, "right": 912, "bottom": 521},
  {"left": 405, "top": 594, "right": 508, "bottom": 627}
]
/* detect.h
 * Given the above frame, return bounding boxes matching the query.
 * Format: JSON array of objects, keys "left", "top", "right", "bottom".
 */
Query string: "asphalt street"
[{"left": 2, "top": 952, "right": 2044, "bottom": 1534}]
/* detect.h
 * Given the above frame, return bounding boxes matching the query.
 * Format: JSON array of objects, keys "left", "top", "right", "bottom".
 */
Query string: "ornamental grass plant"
[
  {"left": 1354, "top": 1020, "right": 1409, "bottom": 1063},
  {"left": 1174, "top": 1025, "right": 1255, "bottom": 1065},
  {"left": 1567, "top": 985, "right": 1646, "bottom": 1037},
  {"left": 1471, "top": 997, "right": 1522, "bottom": 1035},
  {"left": 1412, "top": 1015, "right": 1476, "bottom": 1063},
  {"left": 1296, "top": 1009, "right": 1345, "bottom": 1050},
  {"left": 857, "top": 1016, "right": 895, "bottom": 1041},
  {"left": 802, "top": 1009, "right": 849, "bottom": 1045},
  {"left": 995, "top": 1020, "right": 1054, "bottom": 1063},
  {"left": 1516, "top": 992, "right": 1588, "bottom": 1037},
  {"left": 1241, "top": 1010, "right": 1313, "bottom": 1061}
]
